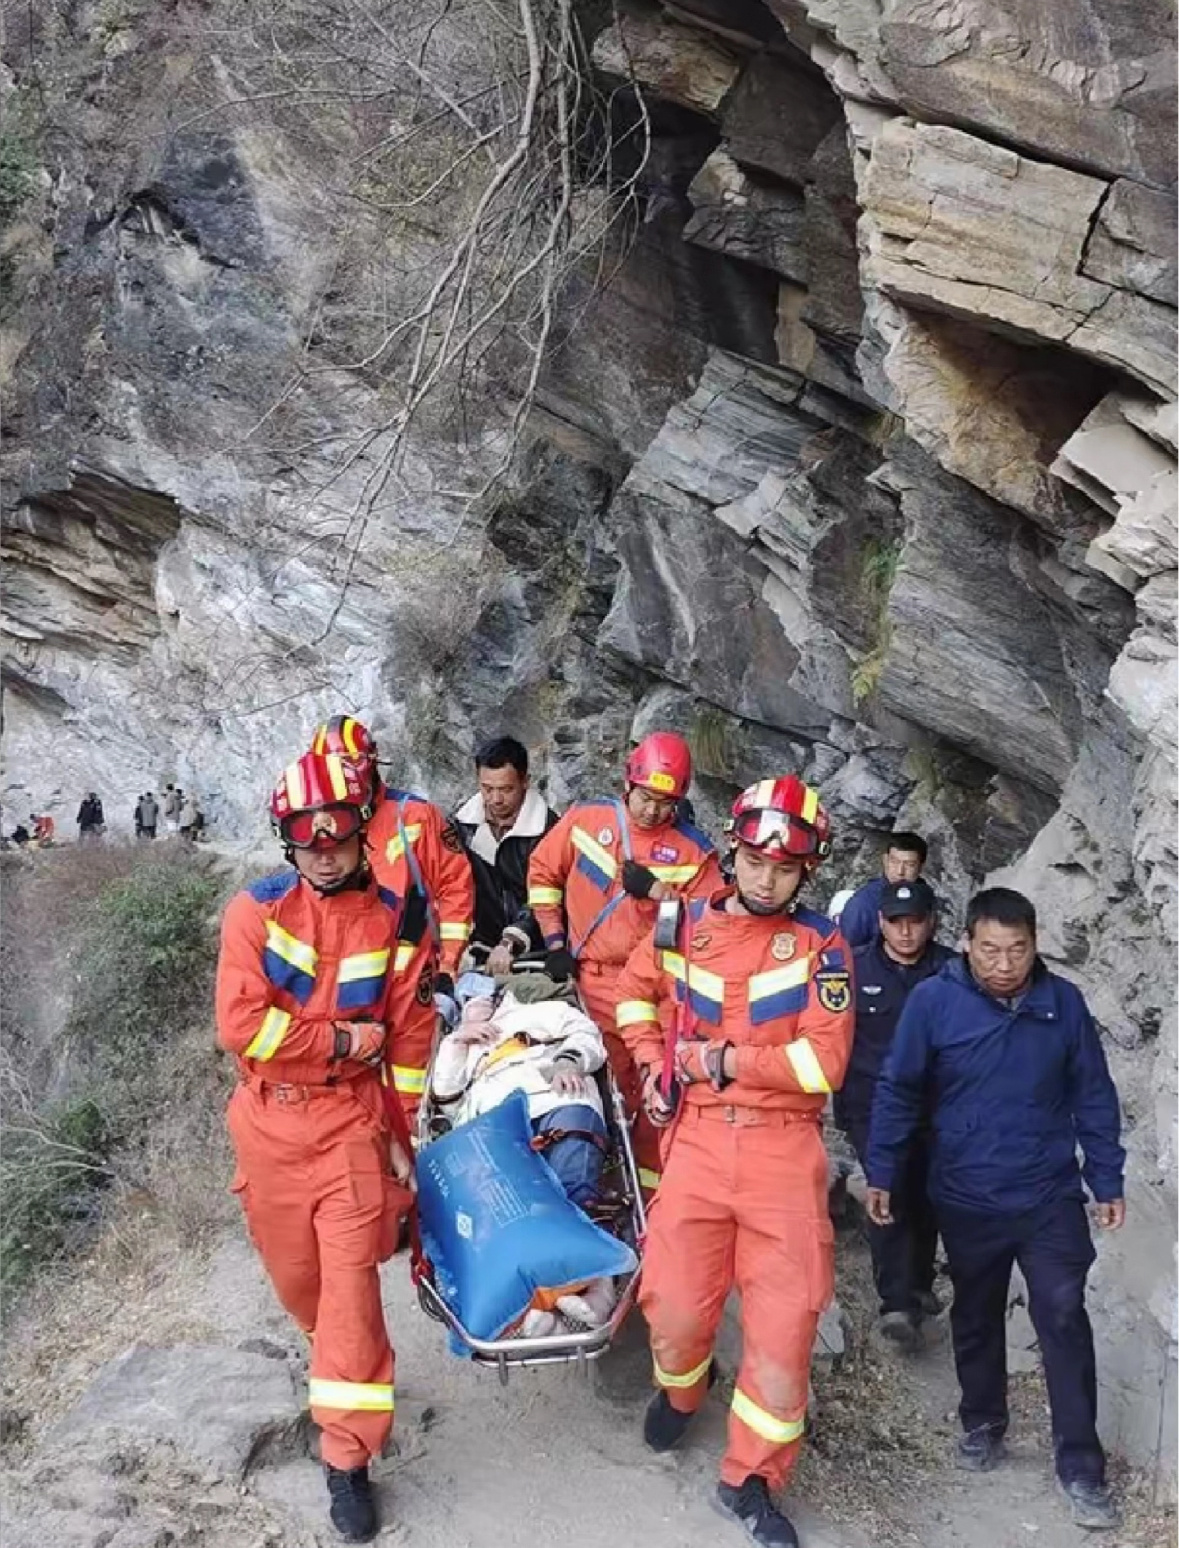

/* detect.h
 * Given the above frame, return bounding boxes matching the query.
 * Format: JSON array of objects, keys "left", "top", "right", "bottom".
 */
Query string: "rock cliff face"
[{"left": 1, "top": 0, "right": 1175, "bottom": 1496}]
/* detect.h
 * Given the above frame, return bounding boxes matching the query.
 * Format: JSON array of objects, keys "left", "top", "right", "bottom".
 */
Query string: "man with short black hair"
[
  {"left": 452, "top": 737, "right": 559, "bottom": 973},
  {"left": 835, "top": 877, "right": 950, "bottom": 1349},
  {"left": 866, "top": 887, "right": 1125, "bottom": 1531},
  {"left": 838, "top": 832, "right": 928, "bottom": 949}
]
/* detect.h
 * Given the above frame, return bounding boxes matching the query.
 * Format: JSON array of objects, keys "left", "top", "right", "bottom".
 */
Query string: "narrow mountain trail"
[{"left": 2, "top": 1213, "right": 1169, "bottom": 1548}]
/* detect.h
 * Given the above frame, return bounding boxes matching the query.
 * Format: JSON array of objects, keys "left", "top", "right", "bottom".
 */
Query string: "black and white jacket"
[{"left": 452, "top": 787, "right": 560, "bottom": 954}]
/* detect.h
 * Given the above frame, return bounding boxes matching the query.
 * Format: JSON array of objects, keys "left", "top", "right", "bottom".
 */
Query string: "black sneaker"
[
  {"left": 643, "top": 1361, "right": 718, "bottom": 1452},
  {"left": 325, "top": 1464, "right": 377, "bottom": 1543},
  {"left": 956, "top": 1426, "right": 1006, "bottom": 1472},
  {"left": 713, "top": 1476, "right": 799, "bottom": 1548},
  {"left": 1059, "top": 1479, "right": 1121, "bottom": 1530}
]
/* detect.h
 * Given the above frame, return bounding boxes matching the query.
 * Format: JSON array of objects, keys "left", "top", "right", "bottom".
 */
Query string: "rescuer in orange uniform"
[
  {"left": 310, "top": 716, "right": 474, "bottom": 1122},
  {"left": 616, "top": 776, "right": 854, "bottom": 1548},
  {"left": 526, "top": 732, "right": 721, "bottom": 1193},
  {"left": 216, "top": 750, "right": 423, "bottom": 1545}
]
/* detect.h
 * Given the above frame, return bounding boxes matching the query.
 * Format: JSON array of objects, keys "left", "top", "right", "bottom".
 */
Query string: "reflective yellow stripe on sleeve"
[
  {"left": 570, "top": 826, "right": 618, "bottom": 880},
  {"left": 784, "top": 1037, "right": 831, "bottom": 1094},
  {"left": 385, "top": 825, "right": 422, "bottom": 864},
  {"left": 244, "top": 1007, "right": 291, "bottom": 1061},
  {"left": 731, "top": 1387, "right": 805, "bottom": 1445},
  {"left": 338, "top": 948, "right": 390, "bottom": 983},
  {"left": 638, "top": 1167, "right": 662, "bottom": 1191},
  {"left": 265, "top": 921, "right": 319, "bottom": 975},
  {"left": 528, "top": 886, "right": 564, "bottom": 906},
  {"left": 648, "top": 863, "right": 701, "bottom": 886},
  {"left": 393, "top": 1065, "right": 427, "bottom": 1095},
  {"left": 394, "top": 942, "right": 416, "bottom": 972},
  {"left": 308, "top": 1378, "right": 395, "bottom": 1413},
  {"left": 617, "top": 999, "right": 659, "bottom": 1027},
  {"left": 439, "top": 922, "right": 472, "bottom": 942},
  {"left": 654, "top": 1354, "right": 712, "bottom": 1389}
]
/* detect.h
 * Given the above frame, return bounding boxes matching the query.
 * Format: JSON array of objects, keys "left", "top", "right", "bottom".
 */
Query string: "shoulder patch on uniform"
[
  {"left": 375, "top": 884, "right": 401, "bottom": 911},
  {"left": 441, "top": 818, "right": 464, "bottom": 853},
  {"left": 816, "top": 974, "right": 852, "bottom": 1013},
  {"left": 246, "top": 870, "right": 299, "bottom": 904},
  {"left": 793, "top": 903, "right": 835, "bottom": 935},
  {"left": 674, "top": 817, "right": 714, "bottom": 852}
]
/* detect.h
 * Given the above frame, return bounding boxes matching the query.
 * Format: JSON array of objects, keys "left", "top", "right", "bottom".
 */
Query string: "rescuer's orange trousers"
[
  {"left": 227, "top": 1078, "right": 412, "bottom": 1469},
  {"left": 640, "top": 1106, "right": 835, "bottom": 1490},
  {"left": 578, "top": 963, "right": 663, "bottom": 1195}
]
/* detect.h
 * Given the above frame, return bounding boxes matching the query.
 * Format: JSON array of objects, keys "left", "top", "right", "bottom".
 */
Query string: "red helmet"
[
  {"left": 727, "top": 776, "right": 832, "bottom": 867},
  {"left": 310, "top": 715, "right": 379, "bottom": 787},
  {"left": 624, "top": 732, "right": 692, "bottom": 800},
  {"left": 270, "top": 751, "right": 373, "bottom": 850}
]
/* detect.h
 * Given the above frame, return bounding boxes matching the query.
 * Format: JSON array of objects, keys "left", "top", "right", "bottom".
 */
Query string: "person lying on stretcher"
[{"left": 430, "top": 987, "right": 617, "bottom": 1333}]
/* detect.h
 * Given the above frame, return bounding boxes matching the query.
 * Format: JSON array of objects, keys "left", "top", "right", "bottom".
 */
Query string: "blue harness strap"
[
  {"left": 570, "top": 799, "right": 632, "bottom": 960},
  {"left": 398, "top": 797, "right": 441, "bottom": 954}
]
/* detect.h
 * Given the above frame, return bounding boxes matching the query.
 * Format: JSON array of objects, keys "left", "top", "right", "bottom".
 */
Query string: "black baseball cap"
[{"left": 879, "top": 879, "right": 937, "bottom": 919}]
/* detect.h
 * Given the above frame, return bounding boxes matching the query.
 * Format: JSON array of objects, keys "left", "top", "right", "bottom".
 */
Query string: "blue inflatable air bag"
[{"left": 417, "top": 1090, "right": 636, "bottom": 1343}]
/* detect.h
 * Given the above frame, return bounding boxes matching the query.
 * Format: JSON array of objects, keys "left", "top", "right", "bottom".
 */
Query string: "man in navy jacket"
[
  {"left": 866, "top": 888, "right": 1125, "bottom": 1531},
  {"left": 838, "top": 831, "right": 928, "bottom": 949},
  {"left": 835, "top": 879, "right": 951, "bottom": 1349}
]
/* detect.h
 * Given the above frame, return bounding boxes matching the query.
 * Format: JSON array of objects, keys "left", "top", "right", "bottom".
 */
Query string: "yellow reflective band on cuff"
[
  {"left": 439, "top": 922, "right": 472, "bottom": 942},
  {"left": 731, "top": 1387, "right": 805, "bottom": 1445},
  {"left": 648, "top": 863, "right": 701, "bottom": 886},
  {"left": 394, "top": 942, "right": 416, "bottom": 972},
  {"left": 638, "top": 1167, "right": 662, "bottom": 1191},
  {"left": 617, "top": 999, "right": 659, "bottom": 1027},
  {"left": 785, "top": 1037, "right": 831, "bottom": 1094},
  {"left": 529, "top": 886, "right": 564, "bottom": 907},
  {"left": 244, "top": 1007, "right": 291, "bottom": 1061},
  {"left": 654, "top": 1353, "right": 712, "bottom": 1389},
  {"left": 308, "top": 1378, "right": 394, "bottom": 1413},
  {"left": 393, "top": 1065, "right": 427, "bottom": 1095}
]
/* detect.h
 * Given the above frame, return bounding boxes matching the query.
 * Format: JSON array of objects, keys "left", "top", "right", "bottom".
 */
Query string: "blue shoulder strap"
[
  {"left": 571, "top": 798, "right": 632, "bottom": 959},
  {"left": 397, "top": 797, "right": 440, "bottom": 952}
]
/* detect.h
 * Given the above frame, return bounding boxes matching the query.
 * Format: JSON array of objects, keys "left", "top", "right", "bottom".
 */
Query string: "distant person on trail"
[
  {"left": 838, "top": 831, "right": 928, "bottom": 949},
  {"left": 215, "top": 749, "right": 421, "bottom": 1545},
  {"left": 866, "top": 887, "right": 1125, "bottom": 1531},
  {"left": 451, "top": 736, "right": 559, "bottom": 974},
  {"left": 162, "top": 784, "right": 181, "bottom": 835},
  {"left": 178, "top": 791, "right": 199, "bottom": 843},
  {"left": 77, "top": 792, "right": 104, "bottom": 844},
  {"left": 31, "top": 813, "right": 55, "bottom": 847},
  {"left": 10, "top": 821, "right": 30, "bottom": 846},
  {"left": 136, "top": 791, "right": 159, "bottom": 840}
]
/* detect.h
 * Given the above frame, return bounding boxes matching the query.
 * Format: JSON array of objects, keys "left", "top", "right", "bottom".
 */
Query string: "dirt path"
[{"left": 3, "top": 1218, "right": 1170, "bottom": 1548}]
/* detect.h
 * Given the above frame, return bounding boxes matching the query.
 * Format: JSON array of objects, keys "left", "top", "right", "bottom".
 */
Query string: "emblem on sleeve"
[
  {"left": 770, "top": 932, "right": 796, "bottom": 962},
  {"left": 817, "top": 973, "right": 851, "bottom": 1012},
  {"left": 598, "top": 827, "right": 614, "bottom": 845}
]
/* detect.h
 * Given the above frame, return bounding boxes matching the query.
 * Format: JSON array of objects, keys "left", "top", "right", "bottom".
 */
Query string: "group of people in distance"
[{"left": 212, "top": 718, "right": 1127, "bottom": 1546}]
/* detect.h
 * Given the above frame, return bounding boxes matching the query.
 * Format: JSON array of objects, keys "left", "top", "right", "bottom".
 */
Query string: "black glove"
[
  {"left": 432, "top": 971, "right": 455, "bottom": 1000},
  {"left": 545, "top": 948, "right": 578, "bottom": 982},
  {"left": 621, "top": 860, "right": 658, "bottom": 900}
]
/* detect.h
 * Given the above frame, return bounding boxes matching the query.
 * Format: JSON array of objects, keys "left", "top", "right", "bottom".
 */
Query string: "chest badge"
[
  {"left": 652, "top": 843, "right": 679, "bottom": 863},
  {"left": 771, "top": 933, "right": 796, "bottom": 962},
  {"left": 598, "top": 827, "right": 614, "bottom": 846}
]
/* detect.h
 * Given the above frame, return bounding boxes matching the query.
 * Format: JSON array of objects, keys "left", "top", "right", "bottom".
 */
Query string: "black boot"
[
  {"left": 713, "top": 1476, "right": 799, "bottom": 1548},
  {"left": 325, "top": 1464, "right": 378, "bottom": 1543},
  {"left": 642, "top": 1361, "right": 718, "bottom": 1452}
]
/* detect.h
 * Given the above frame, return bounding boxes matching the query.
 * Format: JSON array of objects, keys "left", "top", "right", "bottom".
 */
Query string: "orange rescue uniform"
[
  {"left": 365, "top": 783, "right": 474, "bottom": 1119},
  {"left": 215, "top": 868, "right": 424, "bottom": 1471},
  {"left": 616, "top": 890, "right": 854, "bottom": 1491},
  {"left": 527, "top": 799, "right": 722, "bottom": 1190}
]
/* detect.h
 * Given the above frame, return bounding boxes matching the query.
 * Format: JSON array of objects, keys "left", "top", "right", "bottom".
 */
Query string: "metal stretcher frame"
[{"left": 412, "top": 966, "right": 647, "bottom": 1382}]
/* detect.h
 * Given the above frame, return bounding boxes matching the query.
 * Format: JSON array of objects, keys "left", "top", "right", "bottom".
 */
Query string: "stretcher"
[{"left": 412, "top": 961, "right": 646, "bottom": 1381}]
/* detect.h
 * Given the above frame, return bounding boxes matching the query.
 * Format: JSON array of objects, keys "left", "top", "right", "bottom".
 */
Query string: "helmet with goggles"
[
  {"left": 270, "top": 751, "right": 374, "bottom": 851},
  {"left": 624, "top": 731, "right": 692, "bottom": 801},
  {"left": 726, "top": 776, "right": 831, "bottom": 868}
]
